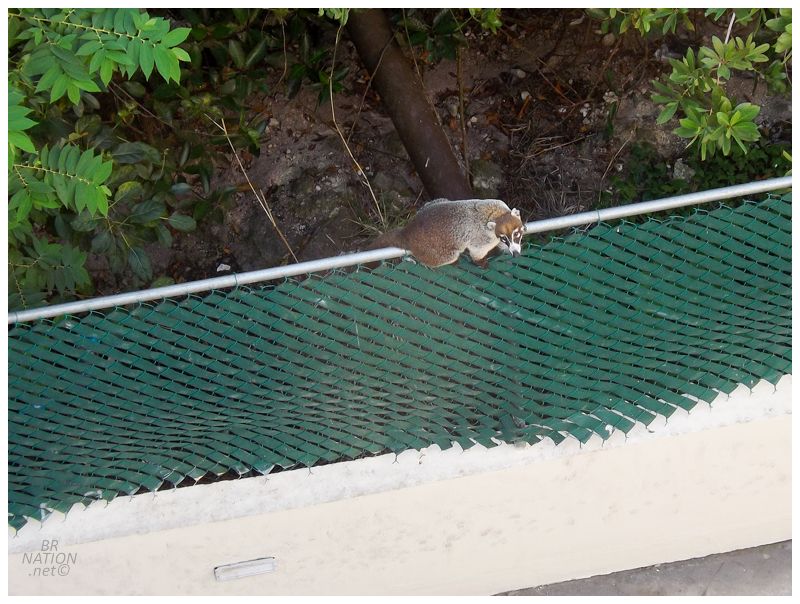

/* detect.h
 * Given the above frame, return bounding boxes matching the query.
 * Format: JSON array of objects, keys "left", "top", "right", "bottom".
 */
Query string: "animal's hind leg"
[{"left": 468, "top": 244, "right": 494, "bottom": 268}]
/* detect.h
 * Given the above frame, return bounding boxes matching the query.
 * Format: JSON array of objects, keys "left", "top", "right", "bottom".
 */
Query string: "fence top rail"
[{"left": 7, "top": 176, "right": 791, "bottom": 324}]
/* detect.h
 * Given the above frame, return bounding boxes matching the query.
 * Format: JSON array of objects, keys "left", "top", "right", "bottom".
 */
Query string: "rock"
[
  {"left": 446, "top": 99, "right": 460, "bottom": 118},
  {"left": 470, "top": 159, "right": 504, "bottom": 199},
  {"left": 372, "top": 171, "right": 398, "bottom": 193},
  {"left": 602, "top": 33, "right": 616, "bottom": 47},
  {"left": 672, "top": 158, "right": 695, "bottom": 181}
]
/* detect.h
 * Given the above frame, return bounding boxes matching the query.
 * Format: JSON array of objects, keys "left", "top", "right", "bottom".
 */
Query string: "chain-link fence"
[{"left": 8, "top": 193, "right": 791, "bottom": 530}]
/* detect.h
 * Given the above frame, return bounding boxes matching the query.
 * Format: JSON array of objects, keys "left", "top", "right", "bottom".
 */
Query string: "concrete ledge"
[{"left": 8, "top": 376, "right": 791, "bottom": 595}]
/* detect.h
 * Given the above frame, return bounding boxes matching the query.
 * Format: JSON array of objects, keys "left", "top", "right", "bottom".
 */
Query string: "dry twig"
[
  {"left": 206, "top": 114, "right": 298, "bottom": 263},
  {"left": 329, "top": 23, "right": 385, "bottom": 227},
  {"left": 456, "top": 46, "right": 470, "bottom": 176}
]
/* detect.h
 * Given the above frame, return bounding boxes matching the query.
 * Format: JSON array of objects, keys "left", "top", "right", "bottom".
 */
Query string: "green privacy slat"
[{"left": 8, "top": 194, "right": 792, "bottom": 529}]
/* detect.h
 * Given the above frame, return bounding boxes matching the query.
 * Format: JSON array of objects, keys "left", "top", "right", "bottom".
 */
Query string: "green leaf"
[
  {"left": 129, "top": 199, "right": 166, "bottom": 224},
  {"left": 170, "top": 182, "right": 193, "bottom": 196},
  {"left": 96, "top": 190, "right": 109, "bottom": 215},
  {"left": 656, "top": 103, "right": 678, "bottom": 125},
  {"left": 9, "top": 131, "right": 36, "bottom": 154},
  {"left": 106, "top": 50, "right": 136, "bottom": 67},
  {"left": 114, "top": 180, "right": 145, "bottom": 203},
  {"left": 112, "top": 141, "right": 161, "bottom": 164},
  {"left": 99, "top": 59, "right": 114, "bottom": 86},
  {"left": 94, "top": 159, "right": 113, "bottom": 184},
  {"left": 711, "top": 36, "right": 725, "bottom": 58},
  {"left": 76, "top": 40, "right": 103, "bottom": 56},
  {"left": 66, "top": 82, "right": 81, "bottom": 105},
  {"left": 674, "top": 126, "right": 700, "bottom": 139},
  {"left": 733, "top": 103, "right": 760, "bottom": 123},
  {"left": 167, "top": 213, "right": 196, "bottom": 232},
  {"left": 91, "top": 230, "right": 114, "bottom": 254},
  {"left": 731, "top": 121, "right": 761, "bottom": 141},
  {"left": 228, "top": 40, "right": 246, "bottom": 68},
  {"left": 122, "top": 81, "right": 147, "bottom": 97},
  {"left": 128, "top": 246, "right": 152, "bottom": 280},
  {"left": 8, "top": 106, "right": 36, "bottom": 130},
  {"left": 139, "top": 42, "right": 155, "bottom": 79},
  {"left": 172, "top": 47, "right": 191, "bottom": 62},
  {"left": 153, "top": 45, "right": 177, "bottom": 82},
  {"left": 155, "top": 223, "right": 173, "bottom": 247},
  {"left": 50, "top": 74, "right": 70, "bottom": 102},
  {"left": 162, "top": 26, "right": 191, "bottom": 48},
  {"left": 74, "top": 79, "right": 101, "bottom": 93},
  {"left": 70, "top": 211, "right": 99, "bottom": 232},
  {"left": 245, "top": 38, "right": 269, "bottom": 68}
]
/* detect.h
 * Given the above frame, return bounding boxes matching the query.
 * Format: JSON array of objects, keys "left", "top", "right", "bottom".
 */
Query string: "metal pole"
[
  {"left": 523, "top": 175, "right": 791, "bottom": 234},
  {"left": 8, "top": 176, "right": 791, "bottom": 324}
]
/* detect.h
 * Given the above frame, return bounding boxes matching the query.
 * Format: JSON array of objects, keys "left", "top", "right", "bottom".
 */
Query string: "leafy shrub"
[
  {"left": 396, "top": 9, "right": 503, "bottom": 62},
  {"left": 587, "top": 8, "right": 792, "bottom": 160},
  {"left": 8, "top": 8, "right": 196, "bottom": 309},
  {"left": 600, "top": 140, "right": 791, "bottom": 213}
]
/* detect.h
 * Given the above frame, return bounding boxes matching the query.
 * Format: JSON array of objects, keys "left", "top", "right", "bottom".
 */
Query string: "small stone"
[
  {"left": 673, "top": 158, "right": 696, "bottom": 181},
  {"left": 602, "top": 33, "right": 616, "bottom": 47},
  {"left": 470, "top": 159, "right": 504, "bottom": 199},
  {"left": 268, "top": 118, "right": 280, "bottom": 128},
  {"left": 603, "top": 91, "right": 619, "bottom": 104},
  {"left": 521, "top": 90, "right": 531, "bottom": 101},
  {"left": 512, "top": 68, "right": 527, "bottom": 79}
]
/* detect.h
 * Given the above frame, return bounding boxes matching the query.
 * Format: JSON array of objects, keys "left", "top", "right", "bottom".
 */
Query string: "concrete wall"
[{"left": 8, "top": 376, "right": 791, "bottom": 595}]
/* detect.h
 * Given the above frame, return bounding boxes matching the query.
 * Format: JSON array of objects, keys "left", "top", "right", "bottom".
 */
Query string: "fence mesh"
[{"left": 8, "top": 193, "right": 792, "bottom": 530}]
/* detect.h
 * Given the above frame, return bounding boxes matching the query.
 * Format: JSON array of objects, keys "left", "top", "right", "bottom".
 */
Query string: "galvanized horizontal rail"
[{"left": 8, "top": 176, "right": 791, "bottom": 324}]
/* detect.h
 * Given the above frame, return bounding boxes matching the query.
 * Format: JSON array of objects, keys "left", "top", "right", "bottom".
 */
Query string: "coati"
[{"left": 368, "top": 198, "right": 526, "bottom": 267}]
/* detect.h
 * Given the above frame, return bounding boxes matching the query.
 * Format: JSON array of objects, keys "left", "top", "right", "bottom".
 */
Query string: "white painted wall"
[{"left": 8, "top": 376, "right": 791, "bottom": 595}]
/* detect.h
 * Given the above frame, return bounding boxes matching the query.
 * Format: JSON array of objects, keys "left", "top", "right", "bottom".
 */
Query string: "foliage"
[
  {"left": 396, "top": 9, "right": 503, "bottom": 62},
  {"left": 599, "top": 143, "right": 691, "bottom": 209},
  {"left": 7, "top": 8, "right": 383, "bottom": 310},
  {"left": 318, "top": 8, "right": 350, "bottom": 26},
  {"left": 8, "top": 8, "right": 196, "bottom": 308},
  {"left": 587, "top": 8, "right": 792, "bottom": 160},
  {"left": 600, "top": 141, "right": 791, "bottom": 213},
  {"left": 586, "top": 8, "right": 693, "bottom": 36}
]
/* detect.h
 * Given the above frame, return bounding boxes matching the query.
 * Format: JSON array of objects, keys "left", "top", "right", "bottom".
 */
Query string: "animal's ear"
[
  {"left": 486, "top": 221, "right": 496, "bottom": 231},
  {"left": 511, "top": 208, "right": 521, "bottom": 218}
]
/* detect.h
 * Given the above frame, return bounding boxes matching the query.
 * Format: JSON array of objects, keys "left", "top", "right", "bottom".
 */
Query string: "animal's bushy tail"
[
  {"left": 365, "top": 229, "right": 404, "bottom": 251},
  {"left": 361, "top": 229, "right": 405, "bottom": 269}
]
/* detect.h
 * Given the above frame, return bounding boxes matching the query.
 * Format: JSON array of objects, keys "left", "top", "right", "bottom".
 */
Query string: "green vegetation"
[
  {"left": 7, "top": 7, "right": 505, "bottom": 310},
  {"left": 588, "top": 8, "right": 792, "bottom": 159},
  {"left": 9, "top": 9, "right": 194, "bottom": 309},
  {"left": 600, "top": 140, "right": 791, "bottom": 214},
  {"left": 7, "top": 8, "right": 790, "bottom": 311}
]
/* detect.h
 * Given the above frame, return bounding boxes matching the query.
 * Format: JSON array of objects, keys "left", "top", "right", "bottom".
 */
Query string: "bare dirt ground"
[{"left": 135, "top": 9, "right": 791, "bottom": 286}]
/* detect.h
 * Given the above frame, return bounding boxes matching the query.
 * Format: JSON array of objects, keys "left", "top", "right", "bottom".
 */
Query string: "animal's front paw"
[{"left": 473, "top": 257, "right": 489, "bottom": 269}]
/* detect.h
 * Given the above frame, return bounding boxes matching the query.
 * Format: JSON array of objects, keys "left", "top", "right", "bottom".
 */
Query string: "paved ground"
[{"left": 499, "top": 541, "right": 791, "bottom": 596}]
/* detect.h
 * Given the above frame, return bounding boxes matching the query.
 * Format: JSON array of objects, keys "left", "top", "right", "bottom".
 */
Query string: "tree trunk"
[{"left": 346, "top": 9, "right": 473, "bottom": 200}]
